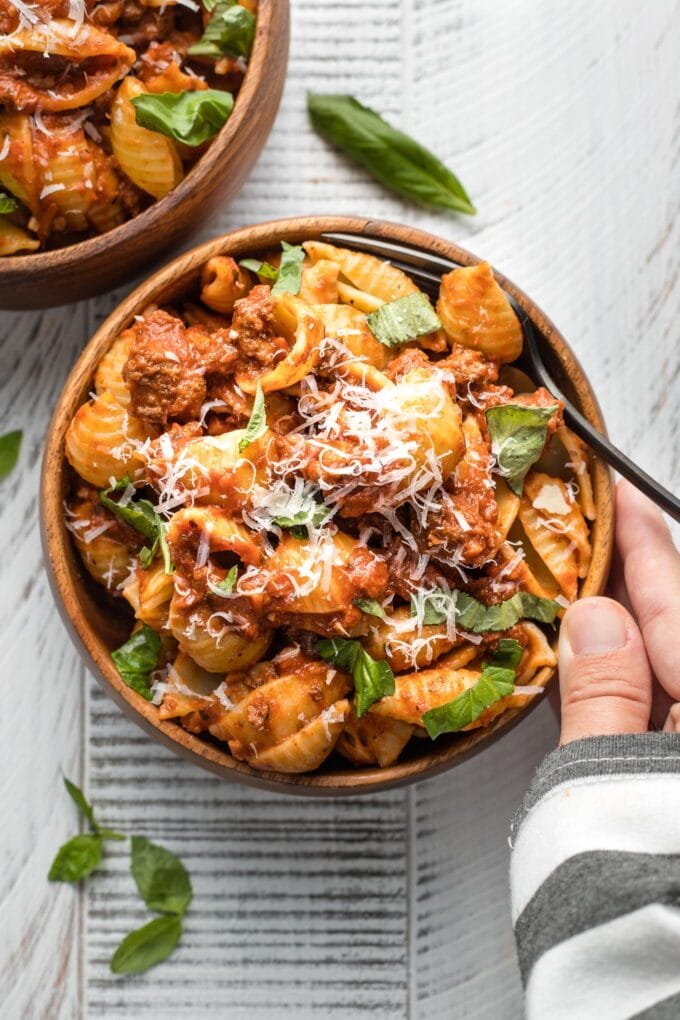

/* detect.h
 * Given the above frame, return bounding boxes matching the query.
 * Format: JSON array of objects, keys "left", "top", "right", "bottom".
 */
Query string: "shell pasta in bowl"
[{"left": 42, "top": 217, "right": 614, "bottom": 794}]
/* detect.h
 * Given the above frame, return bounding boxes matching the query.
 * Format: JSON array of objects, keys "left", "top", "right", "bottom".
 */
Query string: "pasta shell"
[
  {"left": 371, "top": 666, "right": 482, "bottom": 726},
  {"left": 94, "top": 330, "right": 133, "bottom": 407},
  {"left": 253, "top": 700, "right": 349, "bottom": 773},
  {"left": 236, "top": 293, "right": 323, "bottom": 394},
  {"left": 313, "top": 303, "right": 390, "bottom": 373},
  {"left": 299, "top": 259, "right": 340, "bottom": 304},
  {"left": 0, "top": 113, "right": 38, "bottom": 213},
  {"left": 304, "top": 241, "right": 418, "bottom": 304},
  {"left": 519, "top": 472, "right": 592, "bottom": 600},
  {"left": 0, "top": 216, "right": 38, "bottom": 255},
  {"left": 123, "top": 561, "right": 173, "bottom": 630},
  {"left": 65, "top": 390, "right": 154, "bottom": 487},
  {"left": 363, "top": 606, "right": 457, "bottom": 672},
  {"left": 437, "top": 262, "right": 523, "bottom": 363},
  {"left": 337, "top": 707, "right": 413, "bottom": 768},
  {"left": 111, "top": 77, "right": 183, "bottom": 200},
  {"left": 201, "top": 257, "right": 251, "bottom": 315}
]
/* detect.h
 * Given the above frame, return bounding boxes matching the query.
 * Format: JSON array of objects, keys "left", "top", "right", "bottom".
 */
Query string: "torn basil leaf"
[
  {"left": 316, "top": 637, "right": 394, "bottom": 717},
  {"left": 271, "top": 497, "right": 330, "bottom": 536},
  {"left": 353, "top": 598, "right": 387, "bottom": 622},
  {"left": 111, "top": 624, "right": 162, "bottom": 701},
  {"left": 366, "top": 292, "right": 441, "bottom": 348},
  {"left": 213, "top": 565, "right": 238, "bottom": 595},
  {"left": 239, "top": 382, "right": 266, "bottom": 452},
  {"left": 271, "top": 241, "right": 304, "bottom": 296},
  {"left": 189, "top": 2, "right": 256, "bottom": 60},
  {"left": 0, "top": 429, "right": 22, "bottom": 480},
  {"left": 48, "top": 833, "right": 103, "bottom": 883},
  {"left": 100, "top": 477, "right": 172, "bottom": 574},
  {"left": 239, "top": 258, "right": 279, "bottom": 282},
  {"left": 307, "top": 93, "right": 475, "bottom": 215},
  {"left": 491, "top": 638, "right": 523, "bottom": 670},
  {"left": 411, "top": 589, "right": 559, "bottom": 632},
  {"left": 110, "top": 915, "right": 183, "bottom": 975},
  {"left": 131, "top": 88, "right": 233, "bottom": 147},
  {"left": 130, "top": 836, "right": 193, "bottom": 917},
  {"left": 0, "top": 191, "right": 17, "bottom": 214},
  {"left": 422, "top": 663, "right": 516, "bottom": 739},
  {"left": 486, "top": 403, "right": 559, "bottom": 495}
]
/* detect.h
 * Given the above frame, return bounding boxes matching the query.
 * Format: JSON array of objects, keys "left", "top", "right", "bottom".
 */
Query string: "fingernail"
[{"left": 565, "top": 600, "right": 627, "bottom": 655}]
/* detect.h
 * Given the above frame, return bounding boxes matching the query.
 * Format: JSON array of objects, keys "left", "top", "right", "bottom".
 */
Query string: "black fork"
[{"left": 321, "top": 231, "right": 680, "bottom": 522}]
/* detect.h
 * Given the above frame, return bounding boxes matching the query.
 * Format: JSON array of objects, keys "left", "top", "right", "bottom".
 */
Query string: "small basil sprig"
[
  {"left": 0, "top": 191, "right": 18, "bottom": 214},
  {"left": 111, "top": 624, "right": 162, "bottom": 701},
  {"left": 239, "top": 257, "right": 278, "bottom": 282},
  {"left": 486, "top": 404, "right": 559, "bottom": 495},
  {"left": 353, "top": 597, "right": 387, "bottom": 622},
  {"left": 111, "top": 837, "right": 193, "bottom": 975},
  {"left": 48, "top": 778, "right": 124, "bottom": 884},
  {"left": 366, "top": 293, "right": 441, "bottom": 348},
  {"left": 272, "top": 496, "right": 330, "bottom": 538},
  {"left": 308, "top": 93, "right": 475, "bottom": 215},
  {"left": 271, "top": 241, "right": 304, "bottom": 296},
  {"left": 0, "top": 429, "right": 22, "bottom": 480},
  {"left": 239, "top": 382, "right": 267, "bottom": 452},
  {"left": 212, "top": 565, "right": 238, "bottom": 594},
  {"left": 411, "top": 589, "right": 560, "bottom": 632},
  {"left": 99, "top": 476, "right": 172, "bottom": 573},
  {"left": 189, "top": 1, "right": 256, "bottom": 60},
  {"left": 422, "top": 639, "right": 523, "bottom": 739},
  {"left": 316, "top": 637, "right": 394, "bottom": 716},
  {"left": 131, "top": 88, "right": 234, "bottom": 147}
]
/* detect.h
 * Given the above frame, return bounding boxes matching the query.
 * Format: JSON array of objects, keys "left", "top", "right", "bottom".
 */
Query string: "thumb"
[{"left": 558, "top": 597, "right": 652, "bottom": 744}]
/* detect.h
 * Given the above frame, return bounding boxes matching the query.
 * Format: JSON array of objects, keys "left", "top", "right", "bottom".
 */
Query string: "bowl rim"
[
  {"left": 0, "top": 0, "right": 283, "bottom": 279},
  {"left": 40, "top": 214, "right": 615, "bottom": 797}
]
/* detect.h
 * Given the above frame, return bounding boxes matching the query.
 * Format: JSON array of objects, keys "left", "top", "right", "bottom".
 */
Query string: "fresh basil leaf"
[
  {"left": 486, "top": 404, "right": 559, "bottom": 496},
  {"left": 307, "top": 93, "right": 475, "bottom": 215},
  {"left": 131, "top": 88, "right": 233, "bottom": 147},
  {"left": 239, "top": 258, "right": 279, "bottom": 282},
  {"left": 0, "top": 430, "right": 22, "bottom": 480},
  {"left": 316, "top": 637, "right": 395, "bottom": 717},
  {"left": 111, "top": 625, "right": 161, "bottom": 701},
  {"left": 366, "top": 292, "right": 441, "bottom": 348},
  {"left": 491, "top": 638, "right": 523, "bottom": 670},
  {"left": 411, "top": 589, "right": 559, "bottom": 633},
  {"left": 48, "top": 833, "right": 102, "bottom": 883},
  {"left": 271, "top": 241, "right": 304, "bottom": 296},
  {"left": 63, "top": 777, "right": 96, "bottom": 830},
  {"left": 422, "top": 664, "right": 516, "bottom": 739},
  {"left": 100, "top": 479, "right": 172, "bottom": 574},
  {"left": 271, "top": 497, "right": 330, "bottom": 534},
  {"left": 213, "top": 565, "right": 238, "bottom": 594},
  {"left": 130, "top": 836, "right": 193, "bottom": 917},
  {"left": 189, "top": 2, "right": 255, "bottom": 59},
  {"left": 239, "top": 382, "right": 266, "bottom": 452},
  {"left": 0, "top": 191, "right": 17, "bottom": 214},
  {"left": 97, "top": 828, "right": 127, "bottom": 842},
  {"left": 354, "top": 598, "right": 387, "bottom": 622},
  {"left": 110, "top": 915, "right": 183, "bottom": 975}
]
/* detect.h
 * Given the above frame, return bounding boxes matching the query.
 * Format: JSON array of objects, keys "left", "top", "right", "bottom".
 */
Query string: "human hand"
[{"left": 558, "top": 479, "right": 680, "bottom": 743}]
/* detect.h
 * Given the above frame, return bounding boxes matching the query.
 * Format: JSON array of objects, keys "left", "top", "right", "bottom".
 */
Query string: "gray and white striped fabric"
[{"left": 510, "top": 733, "right": 680, "bottom": 1020}]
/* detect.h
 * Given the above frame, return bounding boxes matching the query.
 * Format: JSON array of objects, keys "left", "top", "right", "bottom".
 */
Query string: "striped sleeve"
[{"left": 510, "top": 733, "right": 680, "bottom": 1020}]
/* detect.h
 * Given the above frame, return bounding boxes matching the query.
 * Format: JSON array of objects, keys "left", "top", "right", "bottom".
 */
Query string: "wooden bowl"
[
  {"left": 41, "top": 216, "right": 615, "bottom": 796},
  {"left": 0, "top": 1, "right": 289, "bottom": 311}
]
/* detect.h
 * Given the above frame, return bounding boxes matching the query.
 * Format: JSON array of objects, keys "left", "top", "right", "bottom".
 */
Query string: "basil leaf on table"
[
  {"left": 130, "top": 836, "right": 193, "bottom": 917},
  {"left": 239, "top": 382, "right": 267, "bottom": 452},
  {"left": 316, "top": 637, "right": 395, "bottom": 717},
  {"left": 48, "top": 833, "right": 103, "bottom": 883},
  {"left": 189, "top": 2, "right": 256, "bottom": 59},
  {"left": 271, "top": 241, "right": 304, "bottom": 296},
  {"left": 0, "top": 191, "right": 17, "bottom": 214},
  {"left": 422, "top": 663, "right": 517, "bottom": 739},
  {"left": 63, "top": 777, "right": 125, "bottom": 840},
  {"left": 412, "top": 589, "right": 560, "bottom": 632},
  {"left": 111, "top": 624, "right": 162, "bottom": 701},
  {"left": 307, "top": 92, "right": 476, "bottom": 215},
  {"left": 0, "top": 430, "right": 22, "bottom": 480},
  {"left": 110, "top": 915, "right": 183, "bottom": 975},
  {"left": 131, "top": 89, "right": 234, "bottom": 147},
  {"left": 485, "top": 403, "right": 559, "bottom": 496},
  {"left": 100, "top": 477, "right": 172, "bottom": 573},
  {"left": 353, "top": 598, "right": 387, "bottom": 622},
  {"left": 239, "top": 258, "right": 279, "bottom": 282},
  {"left": 366, "top": 292, "right": 441, "bottom": 347}
]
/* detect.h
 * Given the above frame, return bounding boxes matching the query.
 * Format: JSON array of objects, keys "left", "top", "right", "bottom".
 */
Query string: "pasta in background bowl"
[
  {"left": 41, "top": 216, "right": 614, "bottom": 795},
  {"left": 0, "top": 0, "right": 289, "bottom": 308}
]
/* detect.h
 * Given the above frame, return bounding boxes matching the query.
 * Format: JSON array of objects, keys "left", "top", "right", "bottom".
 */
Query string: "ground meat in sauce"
[
  {"left": 71, "top": 484, "right": 144, "bottom": 550},
  {"left": 124, "top": 311, "right": 207, "bottom": 425},
  {"left": 438, "top": 343, "right": 500, "bottom": 389},
  {"left": 384, "top": 348, "right": 431, "bottom": 381},
  {"left": 230, "top": 286, "right": 289, "bottom": 373}
]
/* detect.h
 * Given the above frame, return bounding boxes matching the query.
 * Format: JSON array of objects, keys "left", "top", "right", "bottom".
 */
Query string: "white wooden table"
[{"left": 2, "top": 2, "right": 678, "bottom": 1017}]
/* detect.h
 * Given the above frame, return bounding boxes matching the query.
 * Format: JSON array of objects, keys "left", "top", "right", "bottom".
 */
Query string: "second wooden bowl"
[
  {"left": 0, "top": 0, "right": 289, "bottom": 311},
  {"left": 41, "top": 216, "right": 615, "bottom": 796}
]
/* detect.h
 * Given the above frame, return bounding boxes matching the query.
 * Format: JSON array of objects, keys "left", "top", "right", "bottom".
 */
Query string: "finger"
[
  {"left": 663, "top": 705, "right": 680, "bottom": 733},
  {"left": 559, "top": 596, "right": 652, "bottom": 744},
  {"left": 616, "top": 479, "right": 680, "bottom": 699}
]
